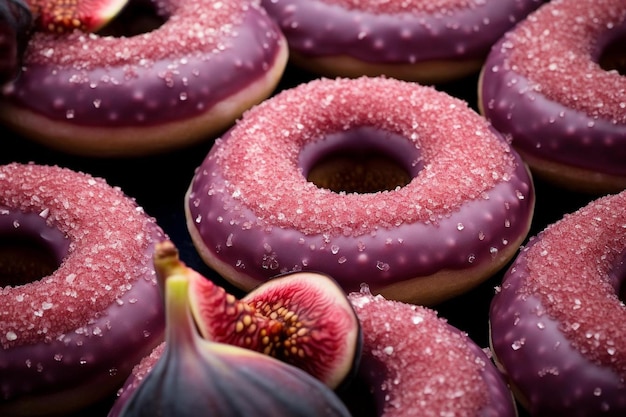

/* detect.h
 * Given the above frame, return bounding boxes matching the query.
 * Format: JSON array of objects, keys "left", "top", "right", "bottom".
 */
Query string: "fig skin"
[
  {"left": 0, "top": 0, "right": 32, "bottom": 84},
  {"left": 111, "top": 254, "right": 352, "bottom": 417},
  {"left": 155, "top": 240, "right": 362, "bottom": 389}
]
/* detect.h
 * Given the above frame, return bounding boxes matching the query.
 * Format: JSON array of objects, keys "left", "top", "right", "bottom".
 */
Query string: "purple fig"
[
  {"left": 0, "top": 0, "right": 32, "bottom": 84},
  {"left": 111, "top": 243, "right": 352, "bottom": 417},
  {"left": 25, "top": 0, "right": 128, "bottom": 33},
  {"left": 155, "top": 240, "right": 362, "bottom": 389}
]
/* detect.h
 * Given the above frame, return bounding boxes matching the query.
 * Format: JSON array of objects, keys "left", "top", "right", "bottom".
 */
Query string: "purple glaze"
[
  {"left": 480, "top": 5, "right": 626, "bottom": 179},
  {"left": 0, "top": 163, "right": 167, "bottom": 415},
  {"left": 260, "top": 0, "right": 541, "bottom": 63},
  {"left": 1, "top": 2, "right": 284, "bottom": 127},
  {"left": 490, "top": 241, "right": 626, "bottom": 417},
  {"left": 0, "top": 270, "right": 164, "bottom": 414},
  {"left": 186, "top": 127, "right": 534, "bottom": 296},
  {"left": 349, "top": 289, "right": 517, "bottom": 416},
  {"left": 0, "top": 211, "right": 165, "bottom": 414},
  {"left": 0, "top": 208, "right": 69, "bottom": 264}
]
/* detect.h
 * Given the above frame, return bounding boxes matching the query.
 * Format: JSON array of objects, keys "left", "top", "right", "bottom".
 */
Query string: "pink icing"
[
  {"left": 506, "top": 0, "right": 626, "bottom": 124},
  {"left": 187, "top": 76, "right": 534, "bottom": 295},
  {"left": 23, "top": 0, "right": 246, "bottom": 69},
  {"left": 211, "top": 77, "right": 515, "bottom": 235},
  {"left": 318, "top": 0, "right": 480, "bottom": 14},
  {"left": 348, "top": 287, "right": 516, "bottom": 416},
  {"left": 522, "top": 192, "right": 626, "bottom": 376},
  {"left": 490, "top": 190, "right": 626, "bottom": 415},
  {"left": 0, "top": 163, "right": 163, "bottom": 349},
  {"left": 1, "top": 0, "right": 285, "bottom": 127},
  {"left": 0, "top": 163, "right": 167, "bottom": 410}
]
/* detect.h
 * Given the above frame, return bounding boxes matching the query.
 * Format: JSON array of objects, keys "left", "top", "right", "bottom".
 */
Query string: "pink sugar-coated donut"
[
  {"left": 260, "top": 0, "right": 542, "bottom": 83},
  {"left": 109, "top": 286, "right": 518, "bottom": 417},
  {"left": 479, "top": 0, "right": 626, "bottom": 194},
  {"left": 0, "top": 0, "right": 288, "bottom": 157},
  {"left": 489, "top": 190, "right": 626, "bottom": 416},
  {"left": 346, "top": 286, "right": 517, "bottom": 416},
  {"left": 0, "top": 163, "right": 166, "bottom": 416},
  {"left": 185, "top": 76, "right": 535, "bottom": 305}
]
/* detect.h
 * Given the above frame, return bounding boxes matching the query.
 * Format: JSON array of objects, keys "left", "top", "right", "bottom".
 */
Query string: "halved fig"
[
  {"left": 111, "top": 250, "right": 352, "bottom": 417},
  {"left": 25, "top": 0, "right": 128, "bottom": 33},
  {"left": 154, "top": 240, "right": 362, "bottom": 390}
]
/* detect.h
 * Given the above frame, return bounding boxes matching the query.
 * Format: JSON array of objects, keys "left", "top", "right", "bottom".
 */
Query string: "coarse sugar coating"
[
  {"left": 490, "top": 190, "right": 626, "bottom": 416},
  {"left": 0, "top": 0, "right": 288, "bottom": 156},
  {"left": 210, "top": 77, "right": 515, "bottom": 236},
  {"left": 479, "top": 0, "right": 626, "bottom": 192},
  {"left": 0, "top": 163, "right": 163, "bottom": 349},
  {"left": 521, "top": 192, "right": 626, "bottom": 376},
  {"left": 317, "top": 0, "right": 482, "bottom": 14},
  {"left": 506, "top": 0, "right": 626, "bottom": 124},
  {"left": 0, "top": 162, "right": 166, "bottom": 415},
  {"left": 186, "top": 76, "right": 534, "bottom": 304},
  {"left": 348, "top": 287, "right": 516, "bottom": 416}
]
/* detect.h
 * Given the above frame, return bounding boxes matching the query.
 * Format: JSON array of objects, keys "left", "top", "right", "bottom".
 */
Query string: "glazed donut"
[
  {"left": 345, "top": 286, "right": 516, "bottom": 416},
  {"left": 110, "top": 286, "right": 518, "bottom": 417},
  {"left": 489, "top": 190, "right": 626, "bottom": 416},
  {"left": 185, "top": 76, "right": 535, "bottom": 305},
  {"left": 0, "top": 163, "right": 166, "bottom": 416},
  {"left": 260, "top": 0, "right": 542, "bottom": 83},
  {"left": 479, "top": 0, "right": 626, "bottom": 194},
  {"left": 0, "top": 0, "right": 288, "bottom": 157}
]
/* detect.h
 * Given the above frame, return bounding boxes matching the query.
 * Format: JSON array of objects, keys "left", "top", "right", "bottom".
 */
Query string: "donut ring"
[
  {"left": 479, "top": 0, "right": 626, "bottom": 193},
  {"left": 346, "top": 286, "right": 517, "bottom": 416},
  {"left": 110, "top": 286, "right": 518, "bottom": 416},
  {"left": 489, "top": 190, "right": 626, "bottom": 416},
  {"left": 185, "top": 76, "right": 535, "bottom": 305},
  {"left": 260, "top": 0, "right": 542, "bottom": 83},
  {"left": 0, "top": 163, "right": 166, "bottom": 416},
  {"left": 0, "top": 0, "right": 288, "bottom": 157}
]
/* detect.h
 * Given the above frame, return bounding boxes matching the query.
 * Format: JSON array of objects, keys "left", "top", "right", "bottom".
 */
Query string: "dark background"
[{"left": 0, "top": 62, "right": 597, "bottom": 416}]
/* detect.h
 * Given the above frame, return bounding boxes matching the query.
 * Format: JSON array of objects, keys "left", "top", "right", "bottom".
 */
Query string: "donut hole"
[
  {"left": 97, "top": 0, "right": 166, "bottom": 37},
  {"left": 598, "top": 35, "right": 626, "bottom": 76},
  {"left": 610, "top": 251, "right": 626, "bottom": 303},
  {"left": 301, "top": 127, "right": 421, "bottom": 194},
  {"left": 0, "top": 211, "right": 69, "bottom": 287}
]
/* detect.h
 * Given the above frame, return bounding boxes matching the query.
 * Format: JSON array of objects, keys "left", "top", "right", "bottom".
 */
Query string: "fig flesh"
[
  {"left": 25, "top": 0, "right": 128, "bottom": 33},
  {"left": 155, "top": 241, "right": 362, "bottom": 389},
  {"left": 112, "top": 247, "right": 352, "bottom": 417},
  {"left": 0, "top": 0, "right": 32, "bottom": 83}
]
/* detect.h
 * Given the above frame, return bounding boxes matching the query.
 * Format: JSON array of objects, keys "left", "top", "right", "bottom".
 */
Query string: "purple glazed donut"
[
  {"left": 0, "top": 0, "right": 288, "bottom": 157},
  {"left": 185, "top": 76, "right": 535, "bottom": 305},
  {"left": 479, "top": 0, "right": 626, "bottom": 193},
  {"left": 489, "top": 190, "right": 626, "bottom": 416},
  {"left": 347, "top": 286, "right": 517, "bottom": 417},
  {"left": 0, "top": 163, "right": 166, "bottom": 416},
  {"left": 260, "top": 0, "right": 542, "bottom": 83}
]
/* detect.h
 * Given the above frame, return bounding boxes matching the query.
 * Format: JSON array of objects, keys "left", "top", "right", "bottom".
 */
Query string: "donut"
[
  {"left": 259, "top": 0, "right": 542, "bottom": 83},
  {"left": 0, "top": 0, "right": 289, "bottom": 157},
  {"left": 0, "top": 163, "right": 166, "bottom": 416},
  {"left": 345, "top": 286, "right": 517, "bottom": 416},
  {"left": 478, "top": 0, "right": 626, "bottom": 194},
  {"left": 185, "top": 76, "right": 535, "bottom": 305},
  {"left": 110, "top": 286, "right": 518, "bottom": 416},
  {"left": 489, "top": 190, "right": 626, "bottom": 416}
]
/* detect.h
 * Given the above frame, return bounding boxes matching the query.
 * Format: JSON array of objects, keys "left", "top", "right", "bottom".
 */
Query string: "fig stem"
[
  {"left": 153, "top": 240, "right": 188, "bottom": 291},
  {"left": 164, "top": 274, "right": 197, "bottom": 348}
]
